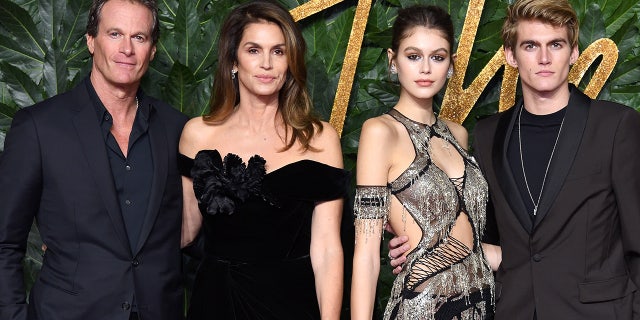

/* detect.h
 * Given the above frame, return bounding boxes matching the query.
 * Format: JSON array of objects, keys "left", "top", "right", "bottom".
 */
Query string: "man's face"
[
  {"left": 86, "top": 0, "right": 156, "bottom": 90},
  {"left": 504, "top": 20, "right": 578, "bottom": 97}
]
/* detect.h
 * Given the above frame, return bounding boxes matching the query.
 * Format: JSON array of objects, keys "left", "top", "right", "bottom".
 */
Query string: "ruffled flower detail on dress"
[{"left": 191, "top": 150, "right": 267, "bottom": 215}]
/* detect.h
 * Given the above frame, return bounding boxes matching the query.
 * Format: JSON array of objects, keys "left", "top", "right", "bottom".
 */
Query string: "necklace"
[
  {"left": 427, "top": 113, "right": 451, "bottom": 155},
  {"left": 518, "top": 106, "right": 565, "bottom": 216},
  {"left": 440, "top": 139, "right": 452, "bottom": 156}
]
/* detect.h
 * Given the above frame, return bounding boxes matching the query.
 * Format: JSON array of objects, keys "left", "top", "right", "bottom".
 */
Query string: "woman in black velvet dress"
[{"left": 178, "top": 1, "right": 348, "bottom": 319}]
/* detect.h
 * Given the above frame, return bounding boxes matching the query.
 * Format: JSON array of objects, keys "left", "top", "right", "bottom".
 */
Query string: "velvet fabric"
[{"left": 181, "top": 151, "right": 350, "bottom": 319}]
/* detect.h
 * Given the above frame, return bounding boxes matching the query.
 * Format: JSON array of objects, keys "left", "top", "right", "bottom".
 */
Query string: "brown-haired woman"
[
  {"left": 351, "top": 5, "right": 497, "bottom": 320},
  {"left": 179, "top": 1, "right": 348, "bottom": 319}
]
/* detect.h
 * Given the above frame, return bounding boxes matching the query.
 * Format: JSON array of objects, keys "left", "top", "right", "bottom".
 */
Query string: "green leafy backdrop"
[{"left": 1, "top": 0, "right": 639, "bottom": 317}]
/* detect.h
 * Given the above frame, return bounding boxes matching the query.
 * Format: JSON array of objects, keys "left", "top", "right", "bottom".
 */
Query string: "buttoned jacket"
[
  {"left": 474, "top": 85, "right": 640, "bottom": 319},
  {"left": 0, "top": 79, "right": 188, "bottom": 320}
]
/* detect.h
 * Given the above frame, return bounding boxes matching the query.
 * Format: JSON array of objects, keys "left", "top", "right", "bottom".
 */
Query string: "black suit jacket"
[
  {"left": 0, "top": 79, "right": 188, "bottom": 320},
  {"left": 474, "top": 85, "right": 640, "bottom": 319}
]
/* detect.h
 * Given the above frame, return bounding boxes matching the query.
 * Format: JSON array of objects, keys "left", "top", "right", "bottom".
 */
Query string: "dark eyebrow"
[
  {"left": 519, "top": 40, "right": 539, "bottom": 47},
  {"left": 549, "top": 38, "right": 568, "bottom": 44},
  {"left": 403, "top": 46, "right": 449, "bottom": 55},
  {"left": 105, "top": 27, "right": 150, "bottom": 38},
  {"left": 242, "top": 41, "right": 285, "bottom": 48},
  {"left": 519, "top": 38, "right": 568, "bottom": 47}
]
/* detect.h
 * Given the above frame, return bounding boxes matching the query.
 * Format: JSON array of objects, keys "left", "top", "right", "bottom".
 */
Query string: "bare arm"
[
  {"left": 309, "top": 123, "right": 344, "bottom": 320},
  {"left": 351, "top": 118, "right": 393, "bottom": 319},
  {"left": 180, "top": 176, "right": 202, "bottom": 248},
  {"left": 311, "top": 198, "right": 344, "bottom": 320},
  {"left": 481, "top": 243, "right": 502, "bottom": 271},
  {"left": 179, "top": 119, "right": 203, "bottom": 248}
]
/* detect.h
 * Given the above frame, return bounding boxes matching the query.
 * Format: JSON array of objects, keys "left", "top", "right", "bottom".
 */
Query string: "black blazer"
[
  {"left": 474, "top": 85, "right": 640, "bottom": 319},
  {"left": 0, "top": 79, "right": 188, "bottom": 320}
]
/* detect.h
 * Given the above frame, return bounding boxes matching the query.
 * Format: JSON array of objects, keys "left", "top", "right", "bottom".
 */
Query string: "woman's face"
[
  {"left": 235, "top": 21, "right": 288, "bottom": 103},
  {"left": 389, "top": 26, "right": 452, "bottom": 101}
]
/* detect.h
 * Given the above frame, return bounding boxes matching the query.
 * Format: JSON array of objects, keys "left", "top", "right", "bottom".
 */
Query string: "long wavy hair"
[{"left": 204, "top": 0, "right": 322, "bottom": 152}]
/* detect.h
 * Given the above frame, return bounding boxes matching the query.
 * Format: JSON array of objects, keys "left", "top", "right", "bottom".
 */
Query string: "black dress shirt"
[{"left": 86, "top": 79, "right": 153, "bottom": 253}]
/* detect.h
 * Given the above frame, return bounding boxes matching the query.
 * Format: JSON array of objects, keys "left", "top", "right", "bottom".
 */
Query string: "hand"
[
  {"left": 387, "top": 234, "right": 410, "bottom": 275},
  {"left": 481, "top": 243, "right": 502, "bottom": 271}
]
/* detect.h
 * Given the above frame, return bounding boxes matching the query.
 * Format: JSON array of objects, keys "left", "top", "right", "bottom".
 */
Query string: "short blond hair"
[{"left": 502, "top": 0, "right": 579, "bottom": 50}]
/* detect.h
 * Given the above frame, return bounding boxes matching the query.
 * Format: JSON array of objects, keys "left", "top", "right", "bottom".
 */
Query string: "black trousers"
[{"left": 129, "top": 312, "right": 139, "bottom": 320}]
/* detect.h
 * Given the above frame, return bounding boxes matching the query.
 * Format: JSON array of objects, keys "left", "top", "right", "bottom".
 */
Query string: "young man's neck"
[{"left": 521, "top": 83, "right": 571, "bottom": 115}]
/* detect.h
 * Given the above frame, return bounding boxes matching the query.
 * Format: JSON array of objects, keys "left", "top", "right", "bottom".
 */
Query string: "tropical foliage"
[{"left": 1, "top": 0, "right": 639, "bottom": 317}]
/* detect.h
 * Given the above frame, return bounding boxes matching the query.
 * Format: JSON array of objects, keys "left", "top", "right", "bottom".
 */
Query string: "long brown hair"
[{"left": 204, "top": 0, "right": 322, "bottom": 151}]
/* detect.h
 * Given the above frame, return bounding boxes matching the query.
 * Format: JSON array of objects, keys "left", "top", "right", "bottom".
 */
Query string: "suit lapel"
[
  {"left": 493, "top": 102, "right": 534, "bottom": 233},
  {"left": 533, "top": 85, "right": 590, "bottom": 227},
  {"left": 70, "top": 83, "right": 131, "bottom": 254},
  {"left": 133, "top": 98, "right": 168, "bottom": 255}
]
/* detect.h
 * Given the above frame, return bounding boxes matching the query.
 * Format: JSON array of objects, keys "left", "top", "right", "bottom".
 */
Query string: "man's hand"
[{"left": 387, "top": 233, "right": 410, "bottom": 275}]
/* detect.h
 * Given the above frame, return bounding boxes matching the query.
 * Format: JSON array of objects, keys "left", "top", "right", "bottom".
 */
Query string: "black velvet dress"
[{"left": 180, "top": 150, "right": 349, "bottom": 320}]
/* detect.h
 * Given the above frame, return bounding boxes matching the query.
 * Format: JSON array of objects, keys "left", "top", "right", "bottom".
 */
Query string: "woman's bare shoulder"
[
  {"left": 180, "top": 117, "right": 223, "bottom": 156},
  {"left": 440, "top": 118, "right": 469, "bottom": 149},
  {"left": 360, "top": 114, "right": 402, "bottom": 144}
]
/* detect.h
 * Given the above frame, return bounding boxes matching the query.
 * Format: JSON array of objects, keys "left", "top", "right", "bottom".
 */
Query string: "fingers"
[
  {"left": 387, "top": 235, "right": 409, "bottom": 253},
  {"left": 386, "top": 234, "right": 410, "bottom": 275},
  {"left": 389, "top": 243, "right": 410, "bottom": 261},
  {"left": 383, "top": 223, "right": 396, "bottom": 235},
  {"left": 392, "top": 266, "right": 403, "bottom": 275},
  {"left": 390, "top": 256, "right": 406, "bottom": 275}
]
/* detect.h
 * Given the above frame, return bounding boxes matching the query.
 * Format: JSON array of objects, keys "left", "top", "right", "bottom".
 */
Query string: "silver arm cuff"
[{"left": 353, "top": 185, "right": 390, "bottom": 241}]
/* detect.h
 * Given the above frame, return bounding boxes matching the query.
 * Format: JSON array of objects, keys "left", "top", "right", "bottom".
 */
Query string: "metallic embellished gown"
[
  {"left": 355, "top": 109, "right": 494, "bottom": 320},
  {"left": 180, "top": 150, "right": 349, "bottom": 320}
]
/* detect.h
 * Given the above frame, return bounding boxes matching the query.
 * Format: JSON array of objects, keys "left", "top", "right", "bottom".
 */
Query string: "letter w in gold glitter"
[{"left": 290, "top": 0, "right": 618, "bottom": 133}]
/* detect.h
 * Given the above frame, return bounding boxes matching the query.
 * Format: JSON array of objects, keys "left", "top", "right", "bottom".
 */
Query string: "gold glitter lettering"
[
  {"left": 439, "top": 0, "right": 618, "bottom": 120},
  {"left": 291, "top": 0, "right": 618, "bottom": 132},
  {"left": 568, "top": 38, "right": 618, "bottom": 99},
  {"left": 289, "top": 0, "right": 371, "bottom": 137}
]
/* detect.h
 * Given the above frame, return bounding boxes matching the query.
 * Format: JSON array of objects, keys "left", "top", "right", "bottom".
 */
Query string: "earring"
[
  {"left": 231, "top": 69, "right": 237, "bottom": 79},
  {"left": 390, "top": 64, "right": 397, "bottom": 74},
  {"left": 446, "top": 67, "right": 453, "bottom": 79}
]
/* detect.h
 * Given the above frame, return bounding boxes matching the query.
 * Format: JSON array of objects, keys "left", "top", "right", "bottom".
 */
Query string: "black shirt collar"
[{"left": 83, "top": 76, "right": 152, "bottom": 125}]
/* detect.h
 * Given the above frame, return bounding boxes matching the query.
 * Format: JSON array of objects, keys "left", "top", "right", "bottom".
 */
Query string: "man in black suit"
[
  {"left": 389, "top": 0, "right": 640, "bottom": 318},
  {"left": 0, "top": 0, "right": 188, "bottom": 319}
]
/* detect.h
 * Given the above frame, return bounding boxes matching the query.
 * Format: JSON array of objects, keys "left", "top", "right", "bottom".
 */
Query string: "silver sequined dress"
[{"left": 355, "top": 109, "right": 494, "bottom": 320}]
